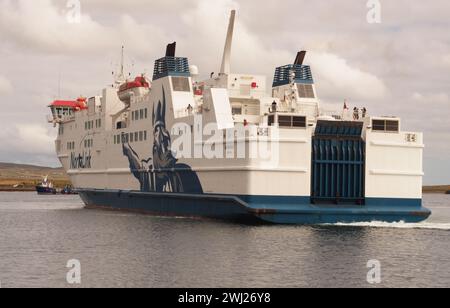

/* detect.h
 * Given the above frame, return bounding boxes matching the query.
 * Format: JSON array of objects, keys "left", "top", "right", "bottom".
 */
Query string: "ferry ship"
[{"left": 47, "top": 11, "right": 431, "bottom": 224}]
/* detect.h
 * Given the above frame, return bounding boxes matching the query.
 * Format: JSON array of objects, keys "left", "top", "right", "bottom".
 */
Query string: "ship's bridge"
[{"left": 47, "top": 98, "right": 87, "bottom": 125}]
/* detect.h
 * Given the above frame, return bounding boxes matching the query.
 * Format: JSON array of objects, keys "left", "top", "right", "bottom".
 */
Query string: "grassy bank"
[
  {"left": 0, "top": 162, "right": 70, "bottom": 191},
  {"left": 0, "top": 179, "right": 72, "bottom": 191},
  {"left": 423, "top": 185, "right": 450, "bottom": 194}
]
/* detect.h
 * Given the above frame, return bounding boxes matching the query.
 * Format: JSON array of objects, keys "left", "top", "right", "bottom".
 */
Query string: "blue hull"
[{"left": 78, "top": 189, "right": 431, "bottom": 225}]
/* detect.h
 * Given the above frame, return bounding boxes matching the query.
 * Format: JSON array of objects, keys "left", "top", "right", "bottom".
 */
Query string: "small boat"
[
  {"left": 446, "top": 190, "right": 450, "bottom": 195},
  {"left": 36, "top": 176, "right": 57, "bottom": 195},
  {"left": 61, "top": 185, "right": 78, "bottom": 195}
]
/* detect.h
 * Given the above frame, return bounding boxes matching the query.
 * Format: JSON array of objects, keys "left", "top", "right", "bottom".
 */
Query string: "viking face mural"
[{"left": 122, "top": 87, "right": 203, "bottom": 194}]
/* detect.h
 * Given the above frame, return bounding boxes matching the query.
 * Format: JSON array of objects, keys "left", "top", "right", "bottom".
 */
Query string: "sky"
[{"left": 0, "top": 0, "right": 449, "bottom": 184}]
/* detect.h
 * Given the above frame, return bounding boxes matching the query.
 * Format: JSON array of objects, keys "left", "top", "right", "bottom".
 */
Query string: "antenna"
[
  {"left": 58, "top": 69, "right": 61, "bottom": 99},
  {"left": 119, "top": 45, "right": 125, "bottom": 80},
  {"left": 219, "top": 10, "right": 236, "bottom": 75}
]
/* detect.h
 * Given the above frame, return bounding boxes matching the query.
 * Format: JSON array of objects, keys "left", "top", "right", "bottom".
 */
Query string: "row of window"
[
  {"left": 268, "top": 115, "right": 307, "bottom": 128},
  {"left": 84, "top": 139, "right": 94, "bottom": 148},
  {"left": 53, "top": 107, "right": 74, "bottom": 117},
  {"left": 372, "top": 119, "right": 399, "bottom": 133},
  {"left": 114, "top": 131, "right": 148, "bottom": 144},
  {"left": 132, "top": 109, "right": 148, "bottom": 121},
  {"left": 85, "top": 119, "right": 102, "bottom": 130},
  {"left": 67, "top": 141, "right": 75, "bottom": 150},
  {"left": 85, "top": 120, "right": 94, "bottom": 130}
]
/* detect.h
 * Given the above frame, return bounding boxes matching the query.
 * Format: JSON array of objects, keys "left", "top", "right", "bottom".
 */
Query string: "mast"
[
  {"left": 219, "top": 10, "right": 236, "bottom": 76},
  {"left": 119, "top": 46, "right": 125, "bottom": 81},
  {"left": 58, "top": 69, "right": 61, "bottom": 99},
  {"left": 121, "top": 46, "right": 124, "bottom": 77},
  {"left": 114, "top": 46, "right": 126, "bottom": 85}
]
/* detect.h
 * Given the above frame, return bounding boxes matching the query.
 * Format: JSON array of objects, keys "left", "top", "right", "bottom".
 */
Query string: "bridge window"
[
  {"left": 372, "top": 119, "right": 399, "bottom": 133},
  {"left": 277, "top": 115, "right": 307, "bottom": 128},
  {"left": 386, "top": 120, "right": 399, "bottom": 132},
  {"left": 297, "top": 84, "right": 315, "bottom": 98},
  {"left": 293, "top": 116, "right": 307, "bottom": 128},
  {"left": 172, "top": 77, "right": 190, "bottom": 92},
  {"left": 278, "top": 116, "right": 292, "bottom": 127},
  {"left": 232, "top": 107, "right": 242, "bottom": 115}
]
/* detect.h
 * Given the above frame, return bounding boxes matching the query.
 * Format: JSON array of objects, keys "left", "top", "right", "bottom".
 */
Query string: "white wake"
[{"left": 324, "top": 221, "right": 450, "bottom": 231}]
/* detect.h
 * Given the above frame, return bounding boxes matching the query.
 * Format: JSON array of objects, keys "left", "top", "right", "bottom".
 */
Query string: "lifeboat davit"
[{"left": 117, "top": 76, "right": 150, "bottom": 104}]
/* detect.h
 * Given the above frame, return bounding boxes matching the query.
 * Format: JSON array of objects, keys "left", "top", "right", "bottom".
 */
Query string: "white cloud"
[
  {"left": 0, "top": 123, "right": 55, "bottom": 156},
  {"left": 0, "top": 0, "right": 167, "bottom": 57},
  {"left": 309, "top": 53, "right": 387, "bottom": 102},
  {"left": 16, "top": 124, "right": 56, "bottom": 155},
  {"left": 443, "top": 54, "right": 450, "bottom": 67},
  {"left": 179, "top": 0, "right": 292, "bottom": 77},
  {"left": 0, "top": 76, "right": 13, "bottom": 94},
  {"left": 412, "top": 92, "right": 449, "bottom": 106}
]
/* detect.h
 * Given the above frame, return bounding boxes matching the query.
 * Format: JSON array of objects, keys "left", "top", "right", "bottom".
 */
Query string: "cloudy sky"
[{"left": 0, "top": 0, "right": 449, "bottom": 184}]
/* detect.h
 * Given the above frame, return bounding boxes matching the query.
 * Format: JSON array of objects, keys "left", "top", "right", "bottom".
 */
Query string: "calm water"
[{"left": 0, "top": 192, "right": 449, "bottom": 288}]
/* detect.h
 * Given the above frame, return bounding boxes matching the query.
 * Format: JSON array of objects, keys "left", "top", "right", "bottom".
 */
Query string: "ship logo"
[
  {"left": 70, "top": 151, "right": 92, "bottom": 169},
  {"left": 122, "top": 87, "right": 203, "bottom": 194}
]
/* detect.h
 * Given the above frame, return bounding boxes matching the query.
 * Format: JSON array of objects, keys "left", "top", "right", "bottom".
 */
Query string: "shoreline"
[
  {"left": 423, "top": 186, "right": 450, "bottom": 194},
  {"left": 0, "top": 188, "right": 36, "bottom": 192},
  {"left": 2, "top": 187, "right": 449, "bottom": 194}
]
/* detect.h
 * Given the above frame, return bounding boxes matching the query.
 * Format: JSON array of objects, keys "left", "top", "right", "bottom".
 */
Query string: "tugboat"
[{"left": 36, "top": 176, "right": 57, "bottom": 195}]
